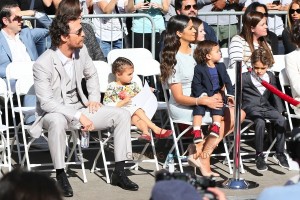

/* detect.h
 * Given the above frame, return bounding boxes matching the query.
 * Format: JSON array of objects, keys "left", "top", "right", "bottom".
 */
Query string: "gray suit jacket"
[
  {"left": 241, "top": 71, "right": 284, "bottom": 115},
  {"left": 29, "top": 45, "right": 100, "bottom": 138}
]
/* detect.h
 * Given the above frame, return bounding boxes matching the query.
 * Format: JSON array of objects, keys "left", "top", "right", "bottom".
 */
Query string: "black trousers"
[{"left": 247, "top": 108, "right": 286, "bottom": 154}]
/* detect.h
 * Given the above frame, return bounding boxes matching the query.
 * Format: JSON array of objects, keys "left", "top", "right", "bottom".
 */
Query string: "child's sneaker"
[
  {"left": 191, "top": 130, "right": 203, "bottom": 144},
  {"left": 209, "top": 124, "right": 220, "bottom": 138},
  {"left": 273, "top": 153, "right": 289, "bottom": 169},
  {"left": 255, "top": 153, "right": 268, "bottom": 171}
]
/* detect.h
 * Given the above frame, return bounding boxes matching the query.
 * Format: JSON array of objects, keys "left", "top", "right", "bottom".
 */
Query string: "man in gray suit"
[{"left": 30, "top": 12, "right": 139, "bottom": 197}]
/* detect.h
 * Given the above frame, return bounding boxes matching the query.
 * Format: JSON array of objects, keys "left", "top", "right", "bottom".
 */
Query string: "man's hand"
[
  {"left": 79, "top": 114, "right": 95, "bottom": 132},
  {"left": 86, "top": 101, "right": 101, "bottom": 114},
  {"left": 212, "top": 0, "right": 226, "bottom": 11}
]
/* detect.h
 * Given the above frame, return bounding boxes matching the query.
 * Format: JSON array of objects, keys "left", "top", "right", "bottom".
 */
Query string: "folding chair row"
[
  {"left": 6, "top": 61, "right": 87, "bottom": 183},
  {"left": 0, "top": 78, "right": 12, "bottom": 173}
]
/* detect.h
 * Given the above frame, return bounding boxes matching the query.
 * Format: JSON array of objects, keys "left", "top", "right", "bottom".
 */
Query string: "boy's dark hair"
[
  {"left": 112, "top": 57, "right": 134, "bottom": 75},
  {"left": 251, "top": 48, "right": 273, "bottom": 68},
  {"left": 193, "top": 40, "right": 219, "bottom": 64}
]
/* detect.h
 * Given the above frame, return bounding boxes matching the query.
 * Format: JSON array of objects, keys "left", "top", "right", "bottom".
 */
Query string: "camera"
[{"left": 155, "top": 170, "right": 217, "bottom": 200}]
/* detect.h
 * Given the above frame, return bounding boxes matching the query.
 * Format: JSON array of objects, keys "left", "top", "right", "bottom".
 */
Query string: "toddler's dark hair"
[{"left": 193, "top": 40, "right": 219, "bottom": 64}]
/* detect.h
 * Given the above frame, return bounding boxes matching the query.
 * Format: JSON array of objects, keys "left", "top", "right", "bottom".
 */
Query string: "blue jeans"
[
  {"left": 30, "top": 28, "right": 50, "bottom": 56},
  {"left": 97, "top": 38, "right": 122, "bottom": 58}
]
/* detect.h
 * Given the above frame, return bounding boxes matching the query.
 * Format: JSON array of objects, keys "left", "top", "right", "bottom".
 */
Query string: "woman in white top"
[
  {"left": 229, "top": 11, "right": 274, "bottom": 72},
  {"left": 161, "top": 15, "right": 245, "bottom": 177},
  {"left": 285, "top": 20, "right": 300, "bottom": 115}
]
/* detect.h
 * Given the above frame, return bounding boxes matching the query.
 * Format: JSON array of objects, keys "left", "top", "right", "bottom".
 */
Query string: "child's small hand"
[{"left": 118, "top": 91, "right": 128, "bottom": 100}]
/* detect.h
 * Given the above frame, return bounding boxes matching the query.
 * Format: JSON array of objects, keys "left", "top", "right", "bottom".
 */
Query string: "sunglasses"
[
  {"left": 12, "top": 15, "right": 22, "bottom": 21},
  {"left": 184, "top": 4, "right": 198, "bottom": 10},
  {"left": 69, "top": 27, "right": 83, "bottom": 36},
  {"left": 289, "top": 9, "right": 300, "bottom": 14}
]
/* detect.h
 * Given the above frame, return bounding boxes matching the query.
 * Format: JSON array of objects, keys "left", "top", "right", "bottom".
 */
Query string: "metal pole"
[
  {"left": 222, "top": 61, "right": 258, "bottom": 189},
  {"left": 233, "top": 60, "right": 242, "bottom": 180}
]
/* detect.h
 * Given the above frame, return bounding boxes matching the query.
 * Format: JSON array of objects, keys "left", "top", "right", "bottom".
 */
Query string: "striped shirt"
[{"left": 229, "top": 35, "right": 272, "bottom": 73}]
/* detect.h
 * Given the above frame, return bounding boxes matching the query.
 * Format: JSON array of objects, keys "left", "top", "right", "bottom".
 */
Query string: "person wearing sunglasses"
[
  {"left": 197, "top": 0, "right": 246, "bottom": 48},
  {"left": 174, "top": 0, "right": 217, "bottom": 42},
  {"left": 0, "top": 2, "right": 48, "bottom": 79},
  {"left": 30, "top": 3, "right": 139, "bottom": 196},
  {"left": 282, "top": 0, "right": 300, "bottom": 54}
]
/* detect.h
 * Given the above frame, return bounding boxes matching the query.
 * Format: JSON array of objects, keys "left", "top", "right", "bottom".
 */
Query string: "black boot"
[
  {"left": 56, "top": 172, "right": 73, "bottom": 197},
  {"left": 111, "top": 170, "right": 139, "bottom": 191}
]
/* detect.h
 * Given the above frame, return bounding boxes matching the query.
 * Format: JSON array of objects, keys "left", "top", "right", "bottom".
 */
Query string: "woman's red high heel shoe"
[{"left": 154, "top": 129, "right": 173, "bottom": 139}]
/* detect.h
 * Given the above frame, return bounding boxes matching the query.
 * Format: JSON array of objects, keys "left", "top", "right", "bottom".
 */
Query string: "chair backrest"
[
  {"left": 15, "top": 77, "right": 35, "bottom": 97},
  {"left": 107, "top": 48, "right": 153, "bottom": 65},
  {"left": 278, "top": 68, "right": 298, "bottom": 131},
  {"left": 6, "top": 61, "right": 34, "bottom": 80},
  {"left": 0, "top": 78, "right": 7, "bottom": 98},
  {"left": 220, "top": 48, "right": 230, "bottom": 69},
  {"left": 6, "top": 61, "right": 34, "bottom": 94},
  {"left": 93, "top": 61, "right": 113, "bottom": 93},
  {"left": 272, "top": 55, "right": 285, "bottom": 73},
  {"left": 0, "top": 78, "right": 8, "bottom": 125},
  {"left": 226, "top": 68, "right": 236, "bottom": 85}
]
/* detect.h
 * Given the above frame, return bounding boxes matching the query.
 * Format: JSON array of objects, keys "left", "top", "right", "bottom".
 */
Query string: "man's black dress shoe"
[
  {"left": 57, "top": 173, "right": 74, "bottom": 197},
  {"left": 111, "top": 170, "right": 139, "bottom": 191}
]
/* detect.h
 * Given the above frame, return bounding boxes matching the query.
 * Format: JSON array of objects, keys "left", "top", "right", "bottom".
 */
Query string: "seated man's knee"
[{"left": 45, "top": 113, "right": 68, "bottom": 131}]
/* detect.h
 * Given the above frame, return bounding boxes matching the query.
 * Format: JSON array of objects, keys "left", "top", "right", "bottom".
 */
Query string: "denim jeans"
[
  {"left": 96, "top": 38, "right": 122, "bottom": 58},
  {"left": 30, "top": 28, "right": 50, "bottom": 56}
]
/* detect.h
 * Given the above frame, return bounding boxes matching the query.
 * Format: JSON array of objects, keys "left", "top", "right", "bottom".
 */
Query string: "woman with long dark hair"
[
  {"left": 160, "top": 15, "right": 243, "bottom": 176},
  {"left": 282, "top": 0, "right": 300, "bottom": 54}
]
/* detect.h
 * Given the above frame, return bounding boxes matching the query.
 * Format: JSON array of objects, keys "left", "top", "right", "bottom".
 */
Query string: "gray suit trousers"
[{"left": 43, "top": 106, "right": 132, "bottom": 169}]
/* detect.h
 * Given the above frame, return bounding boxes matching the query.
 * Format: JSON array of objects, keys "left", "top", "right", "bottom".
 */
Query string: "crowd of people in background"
[{"left": 1, "top": 0, "right": 300, "bottom": 199}]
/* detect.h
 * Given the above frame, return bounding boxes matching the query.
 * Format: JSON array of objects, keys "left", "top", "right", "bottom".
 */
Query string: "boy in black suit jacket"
[
  {"left": 191, "top": 40, "right": 234, "bottom": 143},
  {"left": 242, "top": 48, "right": 289, "bottom": 171}
]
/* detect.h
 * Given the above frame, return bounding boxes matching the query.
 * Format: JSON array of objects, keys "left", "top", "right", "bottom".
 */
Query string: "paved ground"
[{"left": 8, "top": 135, "right": 299, "bottom": 200}]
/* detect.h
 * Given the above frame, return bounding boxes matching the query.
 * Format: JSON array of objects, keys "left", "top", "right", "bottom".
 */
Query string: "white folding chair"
[
  {"left": 279, "top": 68, "right": 300, "bottom": 131},
  {"left": 91, "top": 61, "right": 159, "bottom": 184},
  {"left": 15, "top": 77, "right": 88, "bottom": 182},
  {"left": 107, "top": 48, "right": 169, "bottom": 127},
  {"left": 107, "top": 48, "right": 153, "bottom": 65},
  {"left": 6, "top": 61, "right": 35, "bottom": 164},
  {"left": 161, "top": 83, "right": 235, "bottom": 174},
  {"left": 0, "top": 78, "right": 12, "bottom": 173},
  {"left": 220, "top": 48, "right": 230, "bottom": 69},
  {"left": 272, "top": 55, "right": 285, "bottom": 73}
]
